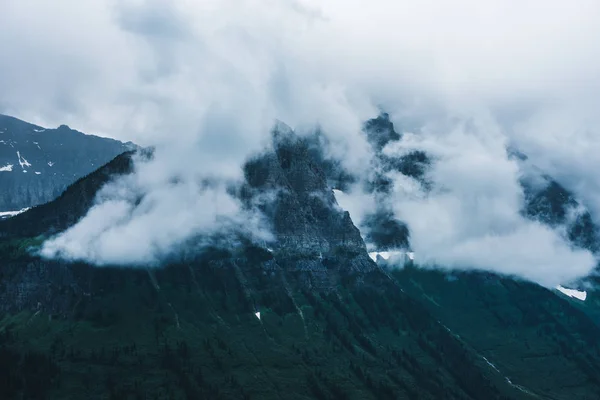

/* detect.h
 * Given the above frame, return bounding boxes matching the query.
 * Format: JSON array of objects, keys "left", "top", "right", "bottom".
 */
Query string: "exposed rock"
[{"left": 0, "top": 114, "right": 136, "bottom": 211}]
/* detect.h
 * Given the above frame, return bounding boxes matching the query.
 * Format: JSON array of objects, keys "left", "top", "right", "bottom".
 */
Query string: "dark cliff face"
[
  {"left": 362, "top": 112, "right": 401, "bottom": 151},
  {"left": 521, "top": 177, "right": 600, "bottom": 254},
  {"left": 244, "top": 126, "right": 367, "bottom": 258},
  {"left": 0, "top": 114, "right": 136, "bottom": 211},
  {"left": 358, "top": 114, "right": 430, "bottom": 252},
  {"left": 241, "top": 125, "right": 378, "bottom": 286}
]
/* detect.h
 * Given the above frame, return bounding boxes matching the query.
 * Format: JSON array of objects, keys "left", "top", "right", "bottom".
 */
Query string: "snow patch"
[
  {"left": 556, "top": 285, "right": 587, "bottom": 301},
  {"left": 35, "top": 171, "right": 41, "bottom": 175},
  {"left": 33, "top": 141, "right": 41, "bottom": 150},
  {"left": 16, "top": 151, "right": 32, "bottom": 169},
  {"left": 48, "top": 161, "right": 54, "bottom": 167},
  {"left": 255, "top": 311, "right": 261, "bottom": 320},
  {"left": 33, "top": 129, "right": 45, "bottom": 133},
  {"left": 0, "top": 208, "right": 30, "bottom": 218},
  {"left": 0, "top": 164, "right": 13, "bottom": 172},
  {"left": 481, "top": 356, "right": 500, "bottom": 373},
  {"left": 368, "top": 250, "right": 415, "bottom": 263}
]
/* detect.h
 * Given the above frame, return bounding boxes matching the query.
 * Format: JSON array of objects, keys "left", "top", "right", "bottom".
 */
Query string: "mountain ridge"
[
  {"left": 1, "top": 118, "right": 600, "bottom": 398},
  {"left": 0, "top": 114, "right": 136, "bottom": 212}
]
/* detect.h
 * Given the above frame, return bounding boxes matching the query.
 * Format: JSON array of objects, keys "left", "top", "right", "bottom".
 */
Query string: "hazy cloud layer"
[
  {"left": 40, "top": 150, "right": 273, "bottom": 265},
  {"left": 383, "top": 114, "right": 596, "bottom": 287},
  {"left": 2, "top": 1, "right": 600, "bottom": 284}
]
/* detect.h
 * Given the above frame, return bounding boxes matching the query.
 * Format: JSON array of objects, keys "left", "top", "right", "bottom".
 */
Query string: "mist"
[{"left": 2, "top": 0, "right": 600, "bottom": 285}]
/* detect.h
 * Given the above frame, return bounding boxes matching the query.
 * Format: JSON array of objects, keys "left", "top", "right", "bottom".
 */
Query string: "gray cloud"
[
  {"left": 385, "top": 114, "right": 596, "bottom": 287},
  {"left": 40, "top": 151, "right": 273, "bottom": 265},
  {"left": 1, "top": 0, "right": 600, "bottom": 284}
]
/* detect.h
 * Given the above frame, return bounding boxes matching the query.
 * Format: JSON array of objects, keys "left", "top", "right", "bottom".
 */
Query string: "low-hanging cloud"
[
  {"left": 40, "top": 150, "right": 274, "bottom": 265},
  {"left": 381, "top": 114, "right": 596, "bottom": 287},
  {"left": 2, "top": 0, "right": 600, "bottom": 284}
]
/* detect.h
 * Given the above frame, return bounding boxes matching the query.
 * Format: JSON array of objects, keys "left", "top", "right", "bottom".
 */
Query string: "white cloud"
[
  {"left": 41, "top": 151, "right": 273, "bottom": 265},
  {"left": 1, "top": 0, "right": 599, "bottom": 284}
]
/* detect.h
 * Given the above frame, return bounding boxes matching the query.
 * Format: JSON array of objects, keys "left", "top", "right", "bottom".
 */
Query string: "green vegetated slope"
[
  {"left": 393, "top": 266, "right": 600, "bottom": 400},
  {"left": 0, "top": 245, "right": 537, "bottom": 400}
]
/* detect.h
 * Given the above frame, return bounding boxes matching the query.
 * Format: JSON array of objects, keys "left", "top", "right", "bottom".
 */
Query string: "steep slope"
[
  {"left": 0, "top": 114, "right": 136, "bottom": 212},
  {"left": 0, "top": 127, "right": 535, "bottom": 399},
  {"left": 393, "top": 266, "right": 600, "bottom": 399},
  {"left": 0, "top": 150, "right": 137, "bottom": 239}
]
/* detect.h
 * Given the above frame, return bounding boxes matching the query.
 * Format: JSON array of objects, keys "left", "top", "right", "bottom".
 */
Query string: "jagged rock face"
[
  {"left": 363, "top": 112, "right": 401, "bottom": 151},
  {"left": 524, "top": 180, "right": 576, "bottom": 225},
  {"left": 243, "top": 127, "right": 375, "bottom": 277},
  {"left": 0, "top": 114, "right": 136, "bottom": 211},
  {"left": 362, "top": 210, "right": 410, "bottom": 250},
  {"left": 304, "top": 132, "right": 358, "bottom": 192},
  {"left": 522, "top": 178, "right": 600, "bottom": 253}
]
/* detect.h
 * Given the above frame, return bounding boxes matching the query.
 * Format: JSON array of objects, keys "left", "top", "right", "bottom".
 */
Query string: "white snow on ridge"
[
  {"left": 33, "top": 128, "right": 45, "bottom": 133},
  {"left": 368, "top": 251, "right": 402, "bottom": 261},
  {"left": 35, "top": 171, "right": 41, "bottom": 175},
  {"left": 0, "top": 208, "right": 30, "bottom": 218},
  {"left": 255, "top": 311, "right": 261, "bottom": 320},
  {"left": 16, "top": 151, "right": 32, "bottom": 169},
  {"left": 0, "top": 164, "right": 13, "bottom": 172},
  {"left": 556, "top": 285, "right": 587, "bottom": 301},
  {"left": 368, "top": 250, "right": 415, "bottom": 263}
]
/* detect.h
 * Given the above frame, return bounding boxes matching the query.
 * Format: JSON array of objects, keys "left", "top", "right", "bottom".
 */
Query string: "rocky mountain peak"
[{"left": 243, "top": 125, "right": 375, "bottom": 276}]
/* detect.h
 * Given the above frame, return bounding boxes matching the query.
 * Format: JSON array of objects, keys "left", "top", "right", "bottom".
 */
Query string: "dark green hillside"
[
  {"left": 0, "top": 248, "right": 532, "bottom": 400},
  {"left": 393, "top": 266, "right": 600, "bottom": 400}
]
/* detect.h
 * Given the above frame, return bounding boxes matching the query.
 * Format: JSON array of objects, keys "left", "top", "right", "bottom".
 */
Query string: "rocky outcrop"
[
  {"left": 243, "top": 124, "right": 377, "bottom": 281},
  {"left": 0, "top": 114, "right": 136, "bottom": 211},
  {"left": 522, "top": 178, "right": 600, "bottom": 254}
]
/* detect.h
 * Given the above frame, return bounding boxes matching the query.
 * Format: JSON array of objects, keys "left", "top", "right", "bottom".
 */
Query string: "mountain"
[
  {"left": 393, "top": 266, "right": 600, "bottom": 400},
  {"left": 0, "top": 114, "right": 136, "bottom": 213},
  {"left": 1, "top": 122, "right": 600, "bottom": 399}
]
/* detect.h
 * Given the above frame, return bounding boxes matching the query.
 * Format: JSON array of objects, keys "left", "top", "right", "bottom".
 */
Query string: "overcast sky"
[{"left": 4, "top": 0, "right": 600, "bottom": 286}]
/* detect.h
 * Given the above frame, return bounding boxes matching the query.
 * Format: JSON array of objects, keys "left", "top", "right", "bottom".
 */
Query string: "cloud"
[
  {"left": 380, "top": 113, "right": 596, "bottom": 287},
  {"left": 1, "top": 0, "right": 600, "bottom": 284},
  {"left": 40, "top": 151, "right": 273, "bottom": 265}
]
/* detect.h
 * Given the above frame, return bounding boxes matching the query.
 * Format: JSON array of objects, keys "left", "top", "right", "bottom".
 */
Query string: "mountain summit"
[
  {"left": 0, "top": 114, "right": 135, "bottom": 213},
  {"left": 2, "top": 120, "right": 600, "bottom": 399}
]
